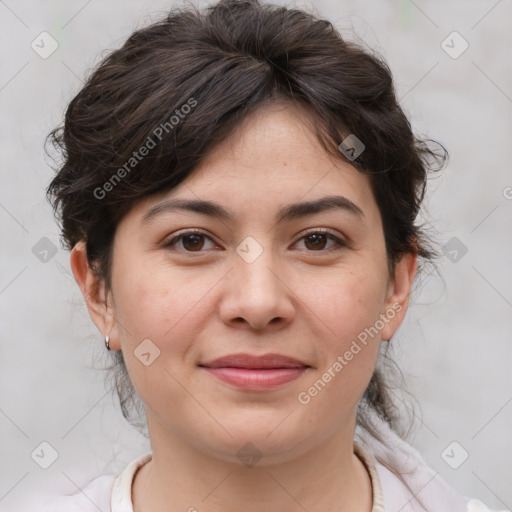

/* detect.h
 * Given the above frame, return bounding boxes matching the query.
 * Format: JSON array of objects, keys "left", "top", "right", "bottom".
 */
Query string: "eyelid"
[
  {"left": 163, "top": 227, "right": 350, "bottom": 253},
  {"left": 162, "top": 228, "right": 218, "bottom": 248},
  {"left": 297, "top": 227, "right": 345, "bottom": 240},
  {"left": 293, "top": 227, "right": 350, "bottom": 250}
]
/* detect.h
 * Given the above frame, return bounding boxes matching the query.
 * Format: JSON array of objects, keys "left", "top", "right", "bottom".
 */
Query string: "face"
[{"left": 78, "top": 101, "right": 415, "bottom": 465}]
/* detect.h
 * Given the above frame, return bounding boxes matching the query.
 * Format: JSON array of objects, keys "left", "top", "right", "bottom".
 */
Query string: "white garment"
[{"left": 35, "top": 413, "right": 509, "bottom": 512}]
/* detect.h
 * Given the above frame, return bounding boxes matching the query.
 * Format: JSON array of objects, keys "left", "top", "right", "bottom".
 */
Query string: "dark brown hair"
[{"left": 46, "top": 0, "right": 446, "bottom": 451}]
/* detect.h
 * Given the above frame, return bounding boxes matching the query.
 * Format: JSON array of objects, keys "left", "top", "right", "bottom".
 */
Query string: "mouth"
[
  {"left": 199, "top": 353, "right": 310, "bottom": 369},
  {"left": 198, "top": 353, "right": 311, "bottom": 391}
]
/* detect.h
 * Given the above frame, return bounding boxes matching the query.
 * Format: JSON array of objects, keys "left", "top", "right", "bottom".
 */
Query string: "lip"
[
  {"left": 199, "top": 353, "right": 311, "bottom": 391},
  {"left": 200, "top": 353, "right": 309, "bottom": 369}
]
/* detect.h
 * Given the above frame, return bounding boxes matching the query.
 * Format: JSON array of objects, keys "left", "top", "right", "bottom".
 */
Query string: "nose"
[{"left": 218, "top": 241, "right": 295, "bottom": 332}]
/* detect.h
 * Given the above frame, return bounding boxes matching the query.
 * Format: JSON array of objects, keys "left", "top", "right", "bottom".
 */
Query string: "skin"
[{"left": 71, "top": 101, "right": 417, "bottom": 512}]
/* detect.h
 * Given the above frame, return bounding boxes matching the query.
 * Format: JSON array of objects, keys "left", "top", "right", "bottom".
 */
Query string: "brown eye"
[
  {"left": 164, "top": 231, "right": 216, "bottom": 252},
  {"left": 294, "top": 230, "right": 347, "bottom": 252},
  {"left": 180, "top": 233, "right": 206, "bottom": 251},
  {"left": 304, "top": 233, "right": 328, "bottom": 250}
]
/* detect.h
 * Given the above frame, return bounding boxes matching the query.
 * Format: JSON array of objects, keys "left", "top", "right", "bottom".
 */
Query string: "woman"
[{"left": 40, "top": 0, "right": 506, "bottom": 510}]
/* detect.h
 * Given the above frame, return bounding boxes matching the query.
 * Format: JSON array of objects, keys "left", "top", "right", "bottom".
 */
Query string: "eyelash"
[{"left": 162, "top": 228, "right": 348, "bottom": 254}]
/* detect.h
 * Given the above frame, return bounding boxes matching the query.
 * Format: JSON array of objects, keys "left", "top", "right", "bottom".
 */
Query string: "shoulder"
[
  {"left": 356, "top": 411, "right": 509, "bottom": 512},
  {"left": 374, "top": 457, "right": 508, "bottom": 512},
  {"left": 37, "top": 474, "right": 115, "bottom": 512},
  {"left": 35, "top": 452, "right": 152, "bottom": 512}
]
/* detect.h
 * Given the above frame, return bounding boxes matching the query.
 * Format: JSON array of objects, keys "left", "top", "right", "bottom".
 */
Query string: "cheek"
[
  {"left": 111, "top": 262, "right": 210, "bottom": 412},
  {"left": 113, "top": 259, "right": 213, "bottom": 343},
  {"left": 303, "top": 268, "right": 385, "bottom": 351},
  {"left": 294, "top": 276, "right": 382, "bottom": 434},
  {"left": 297, "top": 269, "right": 384, "bottom": 403}
]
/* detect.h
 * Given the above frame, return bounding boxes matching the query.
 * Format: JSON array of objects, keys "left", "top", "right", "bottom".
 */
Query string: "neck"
[{"left": 132, "top": 416, "right": 373, "bottom": 512}]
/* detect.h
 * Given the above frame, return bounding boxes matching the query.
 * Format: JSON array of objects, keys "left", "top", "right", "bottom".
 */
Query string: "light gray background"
[{"left": 1, "top": 0, "right": 511, "bottom": 510}]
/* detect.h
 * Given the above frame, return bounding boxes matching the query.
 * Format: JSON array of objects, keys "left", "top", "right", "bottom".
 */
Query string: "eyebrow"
[{"left": 141, "top": 195, "right": 365, "bottom": 225}]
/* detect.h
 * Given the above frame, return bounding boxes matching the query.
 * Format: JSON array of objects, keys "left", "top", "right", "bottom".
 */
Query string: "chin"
[{"left": 193, "top": 418, "right": 315, "bottom": 466}]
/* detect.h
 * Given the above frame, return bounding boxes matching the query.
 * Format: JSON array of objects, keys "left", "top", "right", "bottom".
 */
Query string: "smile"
[{"left": 200, "top": 367, "right": 309, "bottom": 391}]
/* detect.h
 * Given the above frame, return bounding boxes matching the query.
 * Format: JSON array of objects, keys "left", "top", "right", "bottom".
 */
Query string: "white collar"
[
  {"left": 110, "top": 444, "right": 385, "bottom": 512},
  {"left": 111, "top": 451, "right": 151, "bottom": 512}
]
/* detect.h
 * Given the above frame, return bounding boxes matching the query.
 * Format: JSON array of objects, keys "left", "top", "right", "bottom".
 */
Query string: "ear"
[
  {"left": 69, "top": 241, "right": 120, "bottom": 350},
  {"left": 380, "top": 252, "right": 418, "bottom": 342}
]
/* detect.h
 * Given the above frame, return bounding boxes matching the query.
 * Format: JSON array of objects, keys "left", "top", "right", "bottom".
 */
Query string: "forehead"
[
  {"left": 192, "top": 102, "right": 361, "bottom": 182},
  {"left": 130, "top": 102, "right": 380, "bottom": 229}
]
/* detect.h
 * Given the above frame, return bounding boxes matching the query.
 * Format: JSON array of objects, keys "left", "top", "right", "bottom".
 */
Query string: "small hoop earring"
[{"left": 105, "top": 335, "right": 111, "bottom": 351}]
